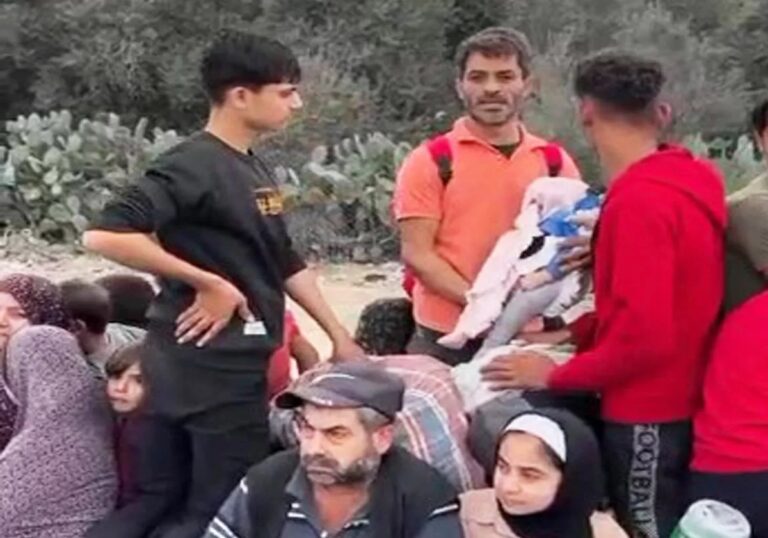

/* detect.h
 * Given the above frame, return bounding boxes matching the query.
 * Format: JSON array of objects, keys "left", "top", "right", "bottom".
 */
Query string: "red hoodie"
[{"left": 548, "top": 145, "right": 726, "bottom": 423}]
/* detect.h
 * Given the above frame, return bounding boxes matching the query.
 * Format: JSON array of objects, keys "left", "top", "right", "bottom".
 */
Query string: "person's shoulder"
[
  {"left": 521, "top": 129, "right": 569, "bottom": 154},
  {"left": 459, "top": 488, "right": 496, "bottom": 512},
  {"left": 729, "top": 174, "right": 768, "bottom": 211},
  {"left": 245, "top": 448, "right": 299, "bottom": 483},
  {"left": 522, "top": 129, "right": 550, "bottom": 148},
  {"left": 389, "top": 447, "right": 457, "bottom": 495},
  {"left": 153, "top": 132, "right": 211, "bottom": 162},
  {"left": 521, "top": 128, "right": 581, "bottom": 177},
  {"left": 730, "top": 190, "right": 768, "bottom": 220},
  {"left": 149, "top": 132, "right": 229, "bottom": 177},
  {"left": 458, "top": 489, "right": 503, "bottom": 535},
  {"left": 398, "top": 142, "right": 436, "bottom": 173}
]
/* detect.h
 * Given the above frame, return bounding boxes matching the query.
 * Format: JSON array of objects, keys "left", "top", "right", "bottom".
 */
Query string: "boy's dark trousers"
[{"left": 602, "top": 421, "right": 692, "bottom": 538}]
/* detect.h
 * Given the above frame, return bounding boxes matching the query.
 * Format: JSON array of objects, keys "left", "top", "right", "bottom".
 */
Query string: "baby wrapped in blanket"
[{"left": 438, "top": 176, "right": 601, "bottom": 410}]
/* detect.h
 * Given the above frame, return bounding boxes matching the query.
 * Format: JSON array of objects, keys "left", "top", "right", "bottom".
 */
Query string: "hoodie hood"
[{"left": 607, "top": 144, "right": 727, "bottom": 231}]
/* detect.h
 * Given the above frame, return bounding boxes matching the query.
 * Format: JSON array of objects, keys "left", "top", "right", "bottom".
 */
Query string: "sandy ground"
[{"left": 0, "top": 253, "right": 404, "bottom": 357}]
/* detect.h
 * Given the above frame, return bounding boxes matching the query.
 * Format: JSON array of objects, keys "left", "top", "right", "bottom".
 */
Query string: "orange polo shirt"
[{"left": 392, "top": 117, "right": 580, "bottom": 333}]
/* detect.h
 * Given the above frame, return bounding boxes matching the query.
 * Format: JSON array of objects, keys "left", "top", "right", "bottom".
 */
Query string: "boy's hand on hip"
[{"left": 176, "top": 276, "right": 254, "bottom": 347}]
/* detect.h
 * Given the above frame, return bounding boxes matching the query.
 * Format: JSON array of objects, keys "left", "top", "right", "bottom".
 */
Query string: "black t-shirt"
[
  {"left": 91, "top": 132, "right": 306, "bottom": 421},
  {"left": 493, "top": 143, "right": 520, "bottom": 158}
]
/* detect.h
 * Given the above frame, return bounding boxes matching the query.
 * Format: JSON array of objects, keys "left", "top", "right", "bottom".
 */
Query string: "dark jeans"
[
  {"left": 689, "top": 470, "right": 768, "bottom": 538},
  {"left": 406, "top": 323, "right": 482, "bottom": 366},
  {"left": 87, "top": 410, "right": 269, "bottom": 538},
  {"left": 603, "top": 421, "right": 692, "bottom": 538}
]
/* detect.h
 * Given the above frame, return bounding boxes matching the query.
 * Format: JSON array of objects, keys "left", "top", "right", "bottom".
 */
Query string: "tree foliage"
[{"left": 0, "top": 0, "right": 766, "bottom": 178}]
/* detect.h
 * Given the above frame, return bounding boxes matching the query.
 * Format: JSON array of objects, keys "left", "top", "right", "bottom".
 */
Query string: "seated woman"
[
  {"left": 0, "top": 273, "right": 73, "bottom": 451},
  {"left": 460, "top": 408, "right": 626, "bottom": 538},
  {"left": 0, "top": 325, "right": 116, "bottom": 537}
]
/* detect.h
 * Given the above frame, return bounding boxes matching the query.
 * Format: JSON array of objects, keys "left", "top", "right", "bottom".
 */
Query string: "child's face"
[
  {"left": 107, "top": 363, "right": 145, "bottom": 414},
  {"left": 493, "top": 432, "right": 563, "bottom": 516}
]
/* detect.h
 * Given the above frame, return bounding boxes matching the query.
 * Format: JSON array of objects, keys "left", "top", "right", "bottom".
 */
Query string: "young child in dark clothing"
[{"left": 104, "top": 343, "right": 145, "bottom": 508}]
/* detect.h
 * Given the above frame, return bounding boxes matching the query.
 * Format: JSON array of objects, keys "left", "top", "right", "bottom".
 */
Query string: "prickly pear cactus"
[{"left": 0, "top": 110, "right": 182, "bottom": 243}]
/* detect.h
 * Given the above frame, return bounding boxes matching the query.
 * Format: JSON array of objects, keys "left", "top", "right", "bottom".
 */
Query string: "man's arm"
[
  {"left": 202, "top": 480, "right": 251, "bottom": 538},
  {"left": 83, "top": 231, "right": 251, "bottom": 346},
  {"left": 413, "top": 507, "right": 464, "bottom": 538},
  {"left": 393, "top": 146, "right": 469, "bottom": 305},
  {"left": 399, "top": 218, "right": 469, "bottom": 305},
  {"left": 291, "top": 333, "right": 320, "bottom": 372},
  {"left": 284, "top": 268, "right": 365, "bottom": 361},
  {"left": 83, "top": 231, "right": 215, "bottom": 290},
  {"left": 84, "top": 166, "right": 251, "bottom": 346}
]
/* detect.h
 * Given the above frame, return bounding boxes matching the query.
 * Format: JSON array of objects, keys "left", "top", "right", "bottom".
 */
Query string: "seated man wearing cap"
[{"left": 204, "top": 362, "right": 463, "bottom": 538}]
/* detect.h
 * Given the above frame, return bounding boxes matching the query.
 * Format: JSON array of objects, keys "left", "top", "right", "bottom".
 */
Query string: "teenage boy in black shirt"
[{"left": 83, "top": 32, "right": 365, "bottom": 538}]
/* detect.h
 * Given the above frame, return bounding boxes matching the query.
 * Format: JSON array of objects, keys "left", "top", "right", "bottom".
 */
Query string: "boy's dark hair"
[
  {"left": 60, "top": 279, "right": 112, "bottom": 335},
  {"left": 95, "top": 274, "right": 155, "bottom": 329},
  {"left": 750, "top": 98, "right": 768, "bottom": 137},
  {"left": 201, "top": 31, "right": 301, "bottom": 104},
  {"left": 574, "top": 51, "right": 665, "bottom": 114},
  {"left": 455, "top": 27, "right": 533, "bottom": 79},
  {"left": 105, "top": 342, "right": 143, "bottom": 379},
  {"left": 354, "top": 298, "right": 415, "bottom": 356}
]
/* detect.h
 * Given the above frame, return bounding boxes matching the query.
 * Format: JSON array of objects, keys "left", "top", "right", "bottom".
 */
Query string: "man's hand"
[
  {"left": 520, "top": 317, "right": 545, "bottom": 334},
  {"left": 330, "top": 335, "right": 367, "bottom": 363},
  {"left": 559, "top": 235, "right": 592, "bottom": 274},
  {"left": 176, "top": 275, "right": 254, "bottom": 347},
  {"left": 480, "top": 352, "right": 556, "bottom": 391}
]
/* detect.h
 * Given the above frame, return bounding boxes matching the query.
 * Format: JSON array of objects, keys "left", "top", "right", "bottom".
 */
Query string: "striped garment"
[{"left": 269, "top": 355, "right": 485, "bottom": 492}]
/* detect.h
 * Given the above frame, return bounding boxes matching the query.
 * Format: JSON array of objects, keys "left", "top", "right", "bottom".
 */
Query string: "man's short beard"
[
  {"left": 468, "top": 109, "right": 518, "bottom": 127},
  {"left": 465, "top": 96, "right": 524, "bottom": 127},
  {"left": 302, "top": 453, "right": 382, "bottom": 486}
]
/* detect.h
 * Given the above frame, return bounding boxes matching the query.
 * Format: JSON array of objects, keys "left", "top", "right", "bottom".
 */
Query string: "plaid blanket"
[{"left": 269, "top": 355, "right": 485, "bottom": 492}]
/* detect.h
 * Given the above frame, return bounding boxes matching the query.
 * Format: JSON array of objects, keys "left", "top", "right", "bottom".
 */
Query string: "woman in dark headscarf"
[
  {"left": 460, "top": 408, "right": 627, "bottom": 538},
  {"left": 0, "top": 273, "right": 73, "bottom": 451},
  {"left": 0, "top": 325, "right": 116, "bottom": 537}
]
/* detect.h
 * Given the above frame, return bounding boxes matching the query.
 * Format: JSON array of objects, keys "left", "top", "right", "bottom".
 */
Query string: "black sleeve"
[
  {"left": 89, "top": 161, "right": 209, "bottom": 233},
  {"left": 280, "top": 229, "right": 307, "bottom": 279}
]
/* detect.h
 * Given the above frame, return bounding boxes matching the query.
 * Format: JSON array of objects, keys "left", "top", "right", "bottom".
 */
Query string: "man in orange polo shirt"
[{"left": 392, "top": 27, "right": 580, "bottom": 365}]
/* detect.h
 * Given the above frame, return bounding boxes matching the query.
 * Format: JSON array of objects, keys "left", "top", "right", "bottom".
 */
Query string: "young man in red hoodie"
[{"left": 481, "top": 52, "right": 726, "bottom": 538}]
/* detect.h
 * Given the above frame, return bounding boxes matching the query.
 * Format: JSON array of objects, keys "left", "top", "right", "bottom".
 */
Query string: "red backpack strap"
[
  {"left": 534, "top": 143, "right": 564, "bottom": 177},
  {"left": 426, "top": 134, "right": 453, "bottom": 185},
  {"left": 402, "top": 266, "right": 416, "bottom": 297}
]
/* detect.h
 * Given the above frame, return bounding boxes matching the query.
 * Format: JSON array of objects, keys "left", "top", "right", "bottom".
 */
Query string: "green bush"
[
  {"left": 278, "top": 132, "right": 411, "bottom": 260},
  {"left": 0, "top": 110, "right": 181, "bottom": 242}
]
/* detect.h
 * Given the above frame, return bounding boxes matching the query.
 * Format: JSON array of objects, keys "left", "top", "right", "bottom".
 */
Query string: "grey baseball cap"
[{"left": 275, "top": 362, "right": 405, "bottom": 419}]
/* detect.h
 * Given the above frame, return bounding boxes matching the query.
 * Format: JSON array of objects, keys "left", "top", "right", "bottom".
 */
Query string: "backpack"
[{"left": 425, "top": 133, "right": 566, "bottom": 185}]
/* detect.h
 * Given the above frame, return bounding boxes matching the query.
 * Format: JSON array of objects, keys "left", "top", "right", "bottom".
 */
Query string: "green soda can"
[{"left": 671, "top": 500, "right": 751, "bottom": 538}]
